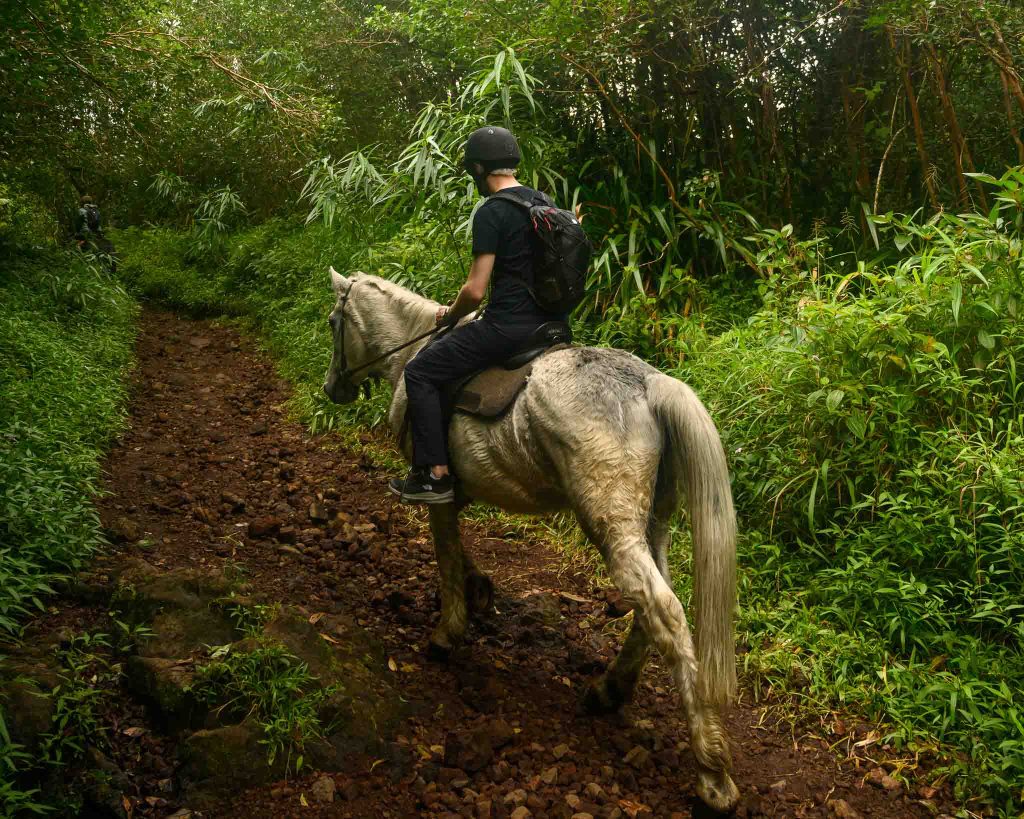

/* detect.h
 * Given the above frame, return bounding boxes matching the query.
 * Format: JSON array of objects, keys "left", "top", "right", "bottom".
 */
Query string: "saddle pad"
[{"left": 453, "top": 344, "right": 570, "bottom": 418}]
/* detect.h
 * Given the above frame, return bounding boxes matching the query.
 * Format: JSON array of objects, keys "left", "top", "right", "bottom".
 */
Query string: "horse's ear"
[{"left": 329, "top": 266, "right": 348, "bottom": 296}]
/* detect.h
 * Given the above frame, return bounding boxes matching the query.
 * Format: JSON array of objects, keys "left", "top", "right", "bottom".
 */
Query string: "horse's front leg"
[{"left": 427, "top": 504, "right": 468, "bottom": 658}]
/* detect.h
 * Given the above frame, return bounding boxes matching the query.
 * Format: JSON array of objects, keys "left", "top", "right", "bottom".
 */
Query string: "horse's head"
[{"left": 323, "top": 267, "right": 368, "bottom": 405}]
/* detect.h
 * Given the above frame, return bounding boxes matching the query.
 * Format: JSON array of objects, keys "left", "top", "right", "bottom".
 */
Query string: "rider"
[{"left": 389, "top": 126, "right": 568, "bottom": 505}]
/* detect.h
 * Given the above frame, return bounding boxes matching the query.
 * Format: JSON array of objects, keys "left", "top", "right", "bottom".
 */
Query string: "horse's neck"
[{"left": 362, "top": 284, "right": 437, "bottom": 388}]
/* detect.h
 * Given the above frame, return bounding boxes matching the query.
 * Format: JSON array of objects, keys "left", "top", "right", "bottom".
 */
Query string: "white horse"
[{"left": 323, "top": 269, "right": 740, "bottom": 812}]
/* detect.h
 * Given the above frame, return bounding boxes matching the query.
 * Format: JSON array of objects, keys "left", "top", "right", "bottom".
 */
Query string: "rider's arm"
[{"left": 443, "top": 253, "right": 494, "bottom": 323}]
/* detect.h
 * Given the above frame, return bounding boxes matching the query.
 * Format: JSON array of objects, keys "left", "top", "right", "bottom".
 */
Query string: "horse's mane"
[
  {"left": 351, "top": 273, "right": 436, "bottom": 313},
  {"left": 349, "top": 273, "right": 437, "bottom": 342}
]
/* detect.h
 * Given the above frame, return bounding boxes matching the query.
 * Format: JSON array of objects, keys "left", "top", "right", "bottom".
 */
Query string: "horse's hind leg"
[
  {"left": 582, "top": 615, "right": 650, "bottom": 714},
  {"left": 584, "top": 503, "right": 738, "bottom": 812},
  {"left": 582, "top": 492, "right": 672, "bottom": 714},
  {"left": 427, "top": 504, "right": 468, "bottom": 658}
]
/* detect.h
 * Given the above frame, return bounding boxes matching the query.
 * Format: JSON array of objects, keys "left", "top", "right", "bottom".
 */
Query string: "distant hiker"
[
  {"left": 389, "top": 125, "right": 588, "bottom": 504},
  {"left": 73, "top": 194, "right": 116, "bottom": 271},
  {"left": 73, "top": 194, "right": 102, "bottom": 247}
]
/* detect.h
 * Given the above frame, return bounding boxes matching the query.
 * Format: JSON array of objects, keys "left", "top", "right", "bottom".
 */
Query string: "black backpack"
[
  {"left": 84, "top": 204, "right": 101, "bottom": 233},
  {"left": 491, "top": 190, "right": 592, "bottom": 314}
]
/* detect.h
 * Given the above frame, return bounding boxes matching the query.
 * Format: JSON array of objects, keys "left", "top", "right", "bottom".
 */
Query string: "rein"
[{"left": 337, "top": 281, "right": 444, "bottom": 380}]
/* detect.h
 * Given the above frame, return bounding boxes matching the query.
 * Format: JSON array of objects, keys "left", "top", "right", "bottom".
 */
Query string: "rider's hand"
[{"left": 435, "top": 305, "right": 451, "bottom": 326}]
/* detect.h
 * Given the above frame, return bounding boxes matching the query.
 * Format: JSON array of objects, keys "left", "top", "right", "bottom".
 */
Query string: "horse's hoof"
[
  {"left": 465, "top": 572, "right": 495, "bottom": 615},
  {"left": 695, "top": 768, "right": 739, "bottom": 814},
  {"left": 426, "top": 639, "right": 453, "bottom": 663},
  {"left": 579, "top": 677, "right": 624, "bottom": 715}
]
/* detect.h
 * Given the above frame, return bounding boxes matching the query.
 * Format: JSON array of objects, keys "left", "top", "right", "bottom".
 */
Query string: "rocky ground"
[{"left": 4, "top": 312, "right": 960, "bottom": 818}]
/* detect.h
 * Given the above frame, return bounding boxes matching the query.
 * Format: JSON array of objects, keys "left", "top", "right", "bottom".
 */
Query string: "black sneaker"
[{"left": 389, "top": 467, "right": 455, "bottom": 505}]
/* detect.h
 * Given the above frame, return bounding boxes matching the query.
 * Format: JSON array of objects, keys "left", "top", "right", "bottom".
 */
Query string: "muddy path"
[{"left": 35, "top": 311, "right": 955, "bottom": 818}]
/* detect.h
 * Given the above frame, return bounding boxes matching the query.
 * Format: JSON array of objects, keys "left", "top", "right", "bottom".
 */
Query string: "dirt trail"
[{"left": 53, "top": 312, "right": 954, "bottom": 818}]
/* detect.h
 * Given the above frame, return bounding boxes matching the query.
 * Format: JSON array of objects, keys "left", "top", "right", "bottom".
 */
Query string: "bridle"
[{"left": 333, "top": 280, "right": 444, "bottom": 387}]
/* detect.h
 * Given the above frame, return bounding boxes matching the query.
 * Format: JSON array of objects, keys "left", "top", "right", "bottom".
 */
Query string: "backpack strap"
[{"left": 489, "top": 190, "right": 553, "bottom": 209}]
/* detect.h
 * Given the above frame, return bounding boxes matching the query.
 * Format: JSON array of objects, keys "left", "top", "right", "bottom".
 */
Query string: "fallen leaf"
[
  {"left": 300, "top": 792, "right": 309, "bottom": 807},
  {"left": 388, "top": 657, "right": 398, "bottom": 672},
  {"left": 122, "top": 726, "right": 146, "bottom": 737},
  {"left": 308, "top": 612, "right": 327, "bottom": 625},
  {"left": 319, "top": 632, "right": 339, "bottom": 644},
  {"left": 400, "top": 662, "right": 418, "bottom": 673}
]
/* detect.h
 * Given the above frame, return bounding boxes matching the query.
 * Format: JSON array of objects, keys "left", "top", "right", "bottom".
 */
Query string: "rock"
[
  {"left": 541, "top": 766, "right": 559, "bottom": 785},
  {"left": 865, "top": 768, "right": 902, "bottom": 793},
  {"left": 518, "top": 593, "right": 562, "bottom": 627},
  {"left": 189, "top": 336, "right": 211, "bottom": 348},
  {"left": 310, "top": 775, "right": 336, "bottom": 803},
  {"left": 583, "top": 783, "right": 604, "bottom": 802},
  {"left": 0, "top": 662, "right": 58, "bottom": 754},
  {"left": 249, "top": 516, "right": 283, "bottom": 538},
  {"left": 125, "top": 656, "right": 203, "bottom": 730},
  {"left": 565, "top": 793, "right": 581, "bottom": 809},
  {"left": 571, "top": 814, "right": 595, "bottom": 819},
  {"left": 511, "top": 807, "right": 532, "bottom": 819},
  {"left": 604, "top": 590, "right": 633, "bottom": 618},
  {"left": 828, "top": 799, "right": 862, "bottom": 818},
  {"left": 504, "top": 789, "right": 529, "bottom": 806},
  {"left": 623, "top": 745, "right": 650, "bottom": 769},
  {"left": 552, "top": 743, "right": 570, "bottom": 760},
  {"left": 82, "top": 747, "right": 133, "bottom": 816},
  {"left": 444, "top": 718, "right": 514, "bottom": 773},
  {"left": 278, "top": 525, "right": 297, "bottom": 544},
  {"left": 108, "top": 515, "right": 144, "bottom": 543},
  {"left": 221, "top": 492, "right": 245, "bottom": 511},
  {"left": 476, "top": 800, "right": 493, "bottom": 819},
  {"left": 309, "top": 502, "right": 330, "bottom": 524},
  {"left": 179, "top": 721, "right": 285, "bottom": 807}
]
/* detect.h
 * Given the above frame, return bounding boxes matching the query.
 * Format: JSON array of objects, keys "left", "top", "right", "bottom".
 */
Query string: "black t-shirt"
[{"left": 472, "top": 185, "right": 567, "bottom": 326}]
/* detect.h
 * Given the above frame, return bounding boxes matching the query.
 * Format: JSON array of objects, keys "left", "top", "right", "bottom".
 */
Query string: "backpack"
[
  {"left": 84, "top": 204, "right": 101, "bottom": 233},
  {"left": 490, "top": 190, "right": 592, "bottom": 314}
]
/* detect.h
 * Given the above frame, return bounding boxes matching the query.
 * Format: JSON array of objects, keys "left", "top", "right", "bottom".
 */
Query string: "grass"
[{"left": 192, "top": 640, "right": 337, "bottom": 773}]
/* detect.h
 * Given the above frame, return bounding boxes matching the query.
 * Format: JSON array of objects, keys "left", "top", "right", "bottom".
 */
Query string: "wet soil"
[{"left": 31, "top": 311, "right": 957, "bottom": 818}]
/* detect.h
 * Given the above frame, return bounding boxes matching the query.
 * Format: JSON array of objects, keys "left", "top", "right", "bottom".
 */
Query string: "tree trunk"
[
  {"left": 1001, "top": 70, "right": 1024, "bottom": 165},
  {"left": 985, "top": 14, "right": 1024, "bottom": 114},
  {"left": 839, "top": 68, "right": 872, "bottom": 203},
  {"left": 888, "top": 30, "right": 941, "bottom": 211},
  {"left": 924, "top": 40, "right": 987, "bottom": 210}
]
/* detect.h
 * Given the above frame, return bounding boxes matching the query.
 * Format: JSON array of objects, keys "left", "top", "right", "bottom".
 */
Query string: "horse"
[{"left": 322, "top": 269, "right": 740, "bottom": 812}]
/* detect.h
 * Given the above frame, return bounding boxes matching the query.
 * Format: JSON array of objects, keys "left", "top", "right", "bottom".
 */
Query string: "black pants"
[{"left": 404, "top": 319, "right": 537, "bottom": 467}]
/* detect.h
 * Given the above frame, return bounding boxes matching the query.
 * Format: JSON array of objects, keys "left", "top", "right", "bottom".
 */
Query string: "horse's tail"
[{"left": 647, "top": 373, "right": 737, "bottom": 708}]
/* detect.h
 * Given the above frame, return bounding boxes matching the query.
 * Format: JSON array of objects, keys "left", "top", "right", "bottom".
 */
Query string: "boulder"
[
  {"left": 178, "top": 721, "right": 285, "bottom": 807},
  {"left": 110, "top": 559, "right": 241, "bottom": 657},
  {"left": 124, "top": 656, "right": 204, "bottom": 731}
]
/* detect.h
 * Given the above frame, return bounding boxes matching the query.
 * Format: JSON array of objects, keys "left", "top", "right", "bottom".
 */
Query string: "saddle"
[{"left": 447, "top": 321, "right": 572, "bottom": 418}]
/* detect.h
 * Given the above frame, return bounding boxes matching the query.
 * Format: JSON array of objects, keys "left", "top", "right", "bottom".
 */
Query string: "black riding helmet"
[{"left": 463, "top": 126, "right": 521, "bottom": 195}]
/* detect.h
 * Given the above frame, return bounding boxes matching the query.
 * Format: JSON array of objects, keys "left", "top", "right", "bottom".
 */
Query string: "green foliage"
[
  {"left": 0, "top": 224, "right": 136, "bottom": 637},
  {"left": 41, "top": 633, "right": 116, "bottom": 767},
  {"left": 658, "top": 172, "right": 1024, "bottom": 812},
  {"left": 0, "top": 184, "right": 57, "bottom": 251},
  {"left": 193, "top": 642, "right": 336, "bottom": 772},
  {"left": 0, "top": 701, "right": 48, "bottom": 817}
]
